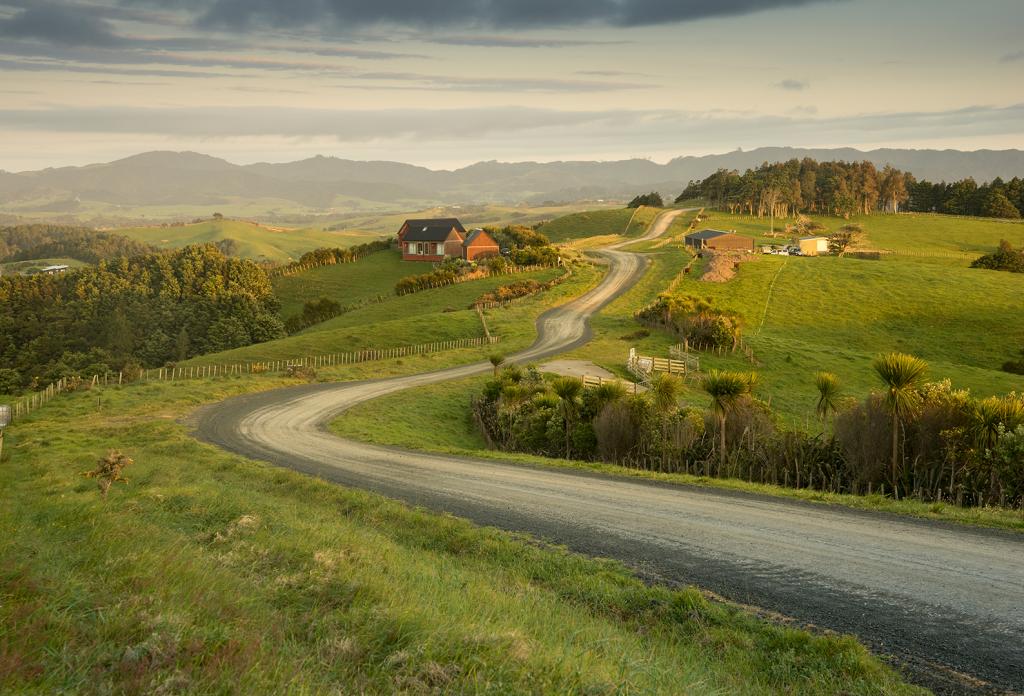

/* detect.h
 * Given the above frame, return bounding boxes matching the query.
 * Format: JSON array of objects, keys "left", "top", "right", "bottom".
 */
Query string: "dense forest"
[
  {"left": 0, "top": 224, "right": 154, "bottom": 264},
  {"left": 675, "top": 159, "right": 1024, "bottom": 219},
  {"left": 0, "top": 244, "right": 284, "bottom": 392}
]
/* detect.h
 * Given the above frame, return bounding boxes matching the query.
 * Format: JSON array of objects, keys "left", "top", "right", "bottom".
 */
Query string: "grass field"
[
  {"left": 190, "top": 263, "right": 588, "bottom": 365},
  {"left": 273, "top": 251, "right": 434, "bottom": 317},
  {"left": 537, "top": 206, "right": 662, "bottom": 242},
  {"left": 659, "top": 211, "right": 1024, "bottom": 418},
  {"left": 0, "top": 256, "right": 90, "bottom": 275},
  {"left": 115, "top": 219, "right": 386, "bottom": 262},
  {"left": 0, "top": 369, "right": 919, "bottom": 694}
]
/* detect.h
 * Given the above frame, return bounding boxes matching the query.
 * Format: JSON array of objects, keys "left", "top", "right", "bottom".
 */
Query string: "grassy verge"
[
  {"left": 329, "top": 373, "right": 1024, "bottom": 533},
  {"left": 1, "top": 372, "right": 921, "bottom": 694}
]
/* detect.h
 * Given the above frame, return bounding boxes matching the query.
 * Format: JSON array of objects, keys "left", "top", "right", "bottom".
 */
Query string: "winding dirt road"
[{"left": 196, "top": 209, "right": 1023, "bottom": 694}]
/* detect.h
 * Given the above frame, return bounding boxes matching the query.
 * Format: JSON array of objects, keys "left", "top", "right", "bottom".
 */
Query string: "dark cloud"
[
  {"left": 775, "top": 79, "right": 808, "bottom": 90},
  {"left": 1000, "top": 50, "right": 1024, "bottom": 63},
  {"left": 0, "top": 2, "right": 125, "bottom": 46},
  {"left": 138, "top": 0, "right": 843, "bottom": 31}
]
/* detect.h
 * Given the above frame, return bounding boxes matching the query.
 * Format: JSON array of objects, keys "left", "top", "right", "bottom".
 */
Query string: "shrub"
[
  {"left": 971, "top": 240, "right": 1024, "bottom": 273},
  {"left": 285, "top": 364, "right": 317, "bottom": 381},
  {"left": 83, "top": 450, "right": 133, "bottom": 497},
  {"left": 475, "top": 280, "right": 542, "bottom": 306},
  {"left": 636, "top": 294, "right": 741, "bottom": 350}
]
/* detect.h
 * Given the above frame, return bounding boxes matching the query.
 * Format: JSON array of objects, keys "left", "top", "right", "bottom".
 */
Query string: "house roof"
[
  {"left": 39, "top": 264, "right": 70, "bottom": 272},
  {"left": 463, "top": 228, "right": 497, "bottom": 246},
  {"left": 799, "top": 236, "right": 828, "bottom": 241},
  {"left": 685, "top": 229, "right": 732, "bottom": 241},
  {"left": 403, "top": 223, "right": 462, "bottom": 242},
  {"left": 401, "top": 217, "right": 466, "bottom": 234}
]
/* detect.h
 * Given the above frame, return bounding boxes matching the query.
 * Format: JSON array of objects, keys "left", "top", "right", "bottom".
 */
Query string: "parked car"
[{"left": 786, "top": 246, "right": 802, "bottom": 256}]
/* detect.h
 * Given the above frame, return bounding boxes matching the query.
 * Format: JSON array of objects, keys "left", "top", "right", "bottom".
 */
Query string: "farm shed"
[
  {"left": 798, "top": 236, "right": 829, "bottom": 256},
  {"left": 684, "top": 229, "right": 754, "bottom": 252}
]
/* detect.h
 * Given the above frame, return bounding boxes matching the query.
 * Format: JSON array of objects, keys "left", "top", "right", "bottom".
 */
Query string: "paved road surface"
[{"left": 196, "top": 209, "right": 1023, "bottom": 694}]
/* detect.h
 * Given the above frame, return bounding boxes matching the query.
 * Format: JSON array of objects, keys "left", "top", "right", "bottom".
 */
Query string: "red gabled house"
[
  {"left": 398, "top": 218, "right": 467, "bottom": 261},
  {"left": 397, "top": 218, "right": 500, "bottom": 262}
]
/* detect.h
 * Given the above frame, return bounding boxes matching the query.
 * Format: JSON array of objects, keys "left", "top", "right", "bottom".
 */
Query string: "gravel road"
[{"left": 195, "top": 209, "right": 1023, "bottom": 694}]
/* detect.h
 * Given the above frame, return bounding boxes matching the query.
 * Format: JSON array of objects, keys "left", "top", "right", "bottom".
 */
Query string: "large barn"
[
  {"left": 684, "top": 229, "right": 755, "bottom": 252},
  {"left": 397, "top": 218, "right": 499, "bottom": 262}
]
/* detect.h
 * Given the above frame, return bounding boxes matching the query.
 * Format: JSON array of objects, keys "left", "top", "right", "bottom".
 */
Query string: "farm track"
[{"left": 195, "top": 209, "right": 1023, "bottom": 695}]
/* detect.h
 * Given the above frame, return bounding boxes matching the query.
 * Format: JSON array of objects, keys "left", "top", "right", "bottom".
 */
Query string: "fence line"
[
  {"left": 471, "top": 265, "right": 574, "bottom": 310},
  {"left": 268, "top": 246, "right": 392, "bottom": 278},
  {"left": 6, "top": 335, "right": 501, "bottom": 424},
  {"left": 580, "top": 374, "right": 643, "bottom": 394},
  {"left": 396, "top": 263, "right": 557, "bottom": 296}
]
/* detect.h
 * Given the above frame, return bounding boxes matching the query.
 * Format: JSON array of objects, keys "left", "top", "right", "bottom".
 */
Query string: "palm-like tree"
[
  {"left": 650, "top": 373, "right": 684, "bottom": 414},
  {"left": 814, "top": 372, "right": 841, "bottom": 421},
  {"left": 488, "top": 353, "right": 506, "bottom": 377},
  {"left": 551, "top": 376, "right": 583, "bottom": 458},
  {"left": 873, "top": 352, "right": 928, "bottom": 496},
  {"left": 593, "top": 381, "right": 628, "bottom": 411},
  {"left": 702, "top": 370, "right": 755, "bottom": 471}
]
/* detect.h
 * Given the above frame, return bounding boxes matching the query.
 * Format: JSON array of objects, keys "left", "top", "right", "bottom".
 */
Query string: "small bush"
[
  {"left": 83, "top": 450, "right": 133, "bottom": 497},
  {"left": 285, "top": 365, "right": 317, "bottom": 381}
]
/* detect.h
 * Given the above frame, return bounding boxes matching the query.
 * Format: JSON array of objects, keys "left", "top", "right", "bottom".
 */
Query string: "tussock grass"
[{"left": 1, "top": 374, "right": 921, "bottom": 694}]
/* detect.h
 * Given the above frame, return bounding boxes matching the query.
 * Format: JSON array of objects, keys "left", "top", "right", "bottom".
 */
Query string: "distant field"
[
  {"left": 0, "top": 257, "right": 89, "bottom": 275},
  {"left": 537, "top": 206, "right": 661, "bottom": 242},
  {"left": 314, "top": 202, "right": 619, "bottom": 236},
  {"left": 114, "top": 219, "right": 385, "bottom": 262},
  {"left": 273, "top": 251, "right": 433, "bottom": 317}
]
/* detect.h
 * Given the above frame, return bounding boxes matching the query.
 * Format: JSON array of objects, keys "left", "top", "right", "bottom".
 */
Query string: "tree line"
[
  {"left": 675, "top": 158, "right": 1024, "bottom": 219},
  {"left": 0, "top": 244, "right": 284, "bottom": 393},
  {"left": 0, "top": 224, "right": 153, "bottom": 265}
]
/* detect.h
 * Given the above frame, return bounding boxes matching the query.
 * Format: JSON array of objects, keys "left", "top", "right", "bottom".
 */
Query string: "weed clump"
[{"left": 83, "top": 450, "right": 133, "bottom": 497}]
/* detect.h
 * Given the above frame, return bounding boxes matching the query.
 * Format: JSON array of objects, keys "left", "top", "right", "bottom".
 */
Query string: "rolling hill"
[{"left": 2, "top": 148, "right": 1022, "bottom": 222}]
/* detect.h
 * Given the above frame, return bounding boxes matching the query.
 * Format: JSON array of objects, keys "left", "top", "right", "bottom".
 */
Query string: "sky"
[{"left": 0, "top": 0, "right": 1022, "bottom": 171}]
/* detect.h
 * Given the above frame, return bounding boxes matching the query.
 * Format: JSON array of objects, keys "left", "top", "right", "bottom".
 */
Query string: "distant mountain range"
[{"left": 2, "top": 147, "right": 1023, "bottom": 221}]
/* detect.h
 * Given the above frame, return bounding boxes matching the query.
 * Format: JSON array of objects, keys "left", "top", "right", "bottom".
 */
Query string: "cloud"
[
  {"left": 425, "top": 35, "right": 624, "bottom": 48},
  {"left": 180, "top": 0, "right": 842, "bottom": 31},
  {"left": 1000, "top": 50, "right": 1024, "bottom": 63},
  {"left": 0, "top": 2, "right": 125, "bottom": 46},
  {"left": 1, "top": 103, "right": 1020, "bottom": 146},
  {"left": 775, "top": 79, "right": 808, "bottom": 90}
]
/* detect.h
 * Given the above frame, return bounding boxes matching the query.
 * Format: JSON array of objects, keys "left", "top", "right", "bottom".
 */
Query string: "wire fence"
[{"left": 5, "top": 335, "right": 501, "bottom": 424}]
